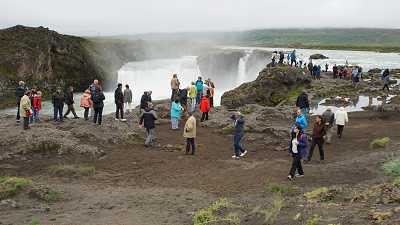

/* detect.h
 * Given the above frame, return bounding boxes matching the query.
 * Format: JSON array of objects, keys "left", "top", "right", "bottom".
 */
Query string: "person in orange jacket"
[
  {"left": 80, "top": 89, "right": 92, "bottom": 121},
  {"left": 200, "top": 95, "right": 210, "bottom": 122}
]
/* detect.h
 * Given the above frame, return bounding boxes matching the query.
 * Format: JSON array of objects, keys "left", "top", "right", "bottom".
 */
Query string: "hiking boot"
[
  {"left": 287, "top": 175, "right": 294, "bottom": 181},
  {"left": 120, "top": 118, "right": 127, "bottom": 122},
  {"left": 73, "top": 116, "right": 80, "bottom": 119},
  {"left": 115, "top": 118, "right": 120, "bottom": 121},
  {"left": 295, "top": 174, "right": 304, "bottom": 178},
  {"left": 232, "top": 155, "right": 240, "bottom": 160},
  {"left": 240, "top": 150, "right": 248, "bottom": 157}
]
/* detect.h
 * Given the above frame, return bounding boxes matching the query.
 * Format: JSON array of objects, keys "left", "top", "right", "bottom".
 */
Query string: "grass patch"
[
  {"left": 29, "top": 185, "right": 62, "bottom": 202},
  {"left": 267, "top": 182, "right": 294, "bottom": 195},
  {"left": 193, "top": 198, "right": 239, "bottom": 225},
  {"left": 28, "top": 217, "right": 40, "bottom": 225},
  {"left": 240, "top": 105, "right": 254, "bottom": 115},
  {"left": 304, "top": 187, "right": 329, "bottom": 199},
  {"left": 382, "top": 159, "right": 400, "bottom": 177},
  {"left": 49, "top": 164, "right": 95, "bottom": 177},
  {"left": 257, "top": 194, "right": 284, "bottom": 224},
  {"left": 370, "top": 137, "right": 390, "bottom": 149},
  {"left": 222, "top": 125, "right": 234, "bottom": 135},
  {"left": 0, "top": 176, "right": 32, "bottom": 200},
  {"left": 305, "top": 214, "right": 322, "bottom": 225}
]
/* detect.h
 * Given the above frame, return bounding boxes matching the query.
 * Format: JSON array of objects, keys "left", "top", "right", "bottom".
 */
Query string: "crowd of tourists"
[{"left": 15, "top": 49, "right": 394, "bottom": 182}]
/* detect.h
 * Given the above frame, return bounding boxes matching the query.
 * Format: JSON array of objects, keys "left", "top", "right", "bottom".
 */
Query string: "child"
[
  {"left": 80, "top": 89, "right": 92, "bottom": 121},
  {"left": 200, "top": 95, "right": 210, "bottom": 122},
  {"left": 32, "top": 91, "right": 42, "bottom": 122}
]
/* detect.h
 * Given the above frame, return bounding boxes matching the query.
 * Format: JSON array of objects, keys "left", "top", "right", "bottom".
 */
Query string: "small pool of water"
[{"left": 310, "top": 95, "right": 396, "bottom": 115}]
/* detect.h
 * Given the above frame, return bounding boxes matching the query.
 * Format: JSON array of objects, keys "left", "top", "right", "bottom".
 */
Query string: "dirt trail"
[{"left": 1, "top": 111, "right": 400, "bottom": 225}]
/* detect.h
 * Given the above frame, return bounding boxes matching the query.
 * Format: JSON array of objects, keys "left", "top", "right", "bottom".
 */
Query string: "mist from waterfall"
[{"left": 237, "top": 50, "right": 253, "bottom": 86}]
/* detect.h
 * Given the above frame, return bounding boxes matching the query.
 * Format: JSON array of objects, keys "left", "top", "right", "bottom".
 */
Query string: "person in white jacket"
[{"left": 334, "top": 107, "right": 348, "bottom": 138}]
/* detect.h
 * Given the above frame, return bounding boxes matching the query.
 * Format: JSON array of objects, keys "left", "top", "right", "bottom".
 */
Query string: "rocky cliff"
[
  {"left": 0, "top": 25, "right": 106, "bottom": 96},
  {"left": 221, "top": 66, "right": 311, "bottom": 108}
]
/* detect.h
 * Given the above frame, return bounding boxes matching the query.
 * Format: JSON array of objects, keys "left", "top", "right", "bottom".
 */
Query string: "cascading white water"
[{"left": 237, "top": 50, "right": 253, "bottom": 86}]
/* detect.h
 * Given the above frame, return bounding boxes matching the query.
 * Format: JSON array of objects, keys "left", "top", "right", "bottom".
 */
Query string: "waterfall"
[{"left": 237, "top": 50, "right": 252, "bottom": 86}]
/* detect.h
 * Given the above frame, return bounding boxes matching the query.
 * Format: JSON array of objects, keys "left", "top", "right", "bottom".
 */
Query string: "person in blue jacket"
[
  {"left": 288, "top": 124, "right": 308, "bottom": 180},
  {"left": 195, "top": 76, "right": 203, "bottom": 105},
  {"left": 170, "top": 99, "right": 183, "bottom": 130},
  {"left": 290, "top": 50, "right": 297, "bottom": 67},
  {"left": 294, "top": 109, "right": 308, "bottom": 130}
]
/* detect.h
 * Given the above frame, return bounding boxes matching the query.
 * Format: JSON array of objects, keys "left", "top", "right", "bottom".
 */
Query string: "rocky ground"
[{"left": 1, "top": 66, "right": 400, "bottom": 225}]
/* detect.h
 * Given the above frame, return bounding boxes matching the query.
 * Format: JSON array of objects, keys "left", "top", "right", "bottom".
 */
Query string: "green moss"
[
  {"left": 382, "top": 159, "right": 400, "bottom": 177},
  {"left": 28, "top": 217, "right": 40, "bottom": 225},
  {"left": 49, "top": 164, "right": 95, "bottom": 177},
  {"left": 305, "top": 214, "right": 322, "bottom": 225},
  {"left": 257, "top": 194, "right": 284, "bottom": 224},
  {"left": 240, "top": 106, "right": 254, "bottom": 115},
  {"left": 370, "top": 137, "right": 390, "bottom": 149},
  {"left": 193, "top": 198, "right": 239, "bottom": 225},
  {"left": 222, "top": 125, "right": 235, "bottom": 134},
  {"left": 0, "top": 176, "right": 32, "bottom": 200}
]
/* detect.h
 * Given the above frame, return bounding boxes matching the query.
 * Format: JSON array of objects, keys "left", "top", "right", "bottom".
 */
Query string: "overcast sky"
[{"left": 1, "top": 0, "right": 399, "bottom": 36}]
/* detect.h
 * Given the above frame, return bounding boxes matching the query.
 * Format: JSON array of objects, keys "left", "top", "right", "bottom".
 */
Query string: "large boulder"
[
  {"left": 309, "top": 54, "right": 329, "bottom": 60},
  {"left": 221, "top": 66, "right": 311, "bottom": 108}
]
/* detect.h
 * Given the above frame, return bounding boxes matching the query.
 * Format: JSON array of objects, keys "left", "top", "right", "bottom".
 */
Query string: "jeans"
[
  {"left": 383, "top": 84, "right": 390, "bottom": 91},
  {"left": 308, "top": 137, "right": 324, "bottom": 160},
  {"left": 23, "top": 117, "right": 29, "bottom": 129},
  {"left": 83, "top": 107, "right": 89, "bottom": 120},
  {"left": 33, "top": 109, "right": 40, "bottom": 122},
  {"left": 289, "top": 153, "right": 304, "bottom": 177},
  {"left": 196, "top": 92, "right": 202, "bottom": 105},
  {"left": 145, "top": 128, "right": 155, "bottom": 146},
  {"left": 64, "top": 104, "right": 78, "bottom": 118},
  {"left": 54, "top": 105, "right": 64, "bottom": 121},
  {"left": 171, "top": 117, "right": 179, "bottom": 129},
  {"left": 94, "top": 106, "right": 103, "bottom": 125},
  {"left": 189, "top": 98, "right": 196, "bottom": 113},
  {"left": 337, "top": 125, "right": 344, "bottom": 138},
  {"left": 16, "top": 101, "right": 21, "bottom": 120},
  {"left": 115, "top": 103, "right": 124, "bottom": 119},
  {"left": 186, "top": 138, "right": 196, "bottom": 155},
  {"left": 201, "top": 112, "right": 209, "bottom": 122},
  {"left": 234, "top": 133, "right": 245, "bottom": 157},
  {"left": 29, "top": 107, "right": 34, "bottom": 124}
]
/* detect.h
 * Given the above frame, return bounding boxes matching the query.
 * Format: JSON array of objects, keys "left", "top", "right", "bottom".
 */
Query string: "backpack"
[{"left": 92, "top": 91, "right": 100, "bottom": 104}]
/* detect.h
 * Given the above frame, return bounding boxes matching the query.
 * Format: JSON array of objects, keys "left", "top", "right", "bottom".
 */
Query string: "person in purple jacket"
[{"left": 288, "top": 124, "right": 308, "bottom": 181}]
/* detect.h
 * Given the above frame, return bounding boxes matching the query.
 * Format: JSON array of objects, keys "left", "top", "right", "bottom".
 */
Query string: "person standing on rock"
[
  {"left": 335, "top": 107, "right": 348, "bottom": 139},
  {"left": 209, "top": 79, "right": 215, "bottom": 108},
  {"left": 123, "top": 84, "right": 133, "bottom": 113},
  {"left": 170, "top": 74, "right": 180, "bottom": 100},
  {"left": 325, "top": 63, "right": 329, "bottom": 72},
  {"left": 352, "top": 67, "right": 360, "bottom": 88},
  {"left": 279, "top": 51, "right": 285, "bottom": 64},
  {"left": 296, "top": 91, "right": 310, "bottom": 117},
  {"left": 140, "top": 91, "right": 152, "bottom": 113},
  {"left": 288, "top": 124, "right": 308, "bottom": 181},
  {"left": 114, "top": 83, "right": 126, "bottom": 121},
  {"left": 382, "top": 69, "right": 390, "bottom": 92},
  {"left": 89, "top": 79, "right": 99, "bottom": 119},
  {"left": 92, "top": 85, "right": 106, "bottom": 125},
  {"left": 307, "top": 61, "right": 313, "bottom": 77},
  {"left": 333, "top": 64, "right": 338, "bottom": 79},
  {"left": 52, "top": 87, "right": 65, "bottom": 122},
  {"left": 179, "top": 88, "right": 188, "bottom": 113},
  {"left": 183, "top": 111, "right": 197, "bottom": 155},
  {"left": 322, "top": 108, "right": 334, "bottom": 144},
  {"left": 80, "top": 89, "right": 92, "bottom": 121},
  {"left": 171, "top": 98, "right": 183, "bottom": 130},
  {"left": 292, "top": 109, "right": 308, "bottom": 133},
  {"left": 231, "top": 112, "right": 247, "bottom": 160},
  {"left": 32, "top": 90, "right": 42, "bottom": 122},
  {"left": 20, "top": 90, "right": 32, "bottom": 130},
  {"left": 15, "top": 81, "right": 27, "bottom": 122},
  {"left": 271, "top": 51, "right": 278, "bottom": 67},
  {"left": 188, "top": 82, "right": 197, "bottom": 113},
  {"left": 200, "top": 95, "right": 210, "bottom": 122},
  {"left": 307, "top": 115, "right": 326, "bottom": 162},
  {"left": 64, "top": 86, "right": 79, "bottom": 119},
  {"left": 139, "top": 102, "right": 158, "bottom": 147},
  {"left": 195, "top": 77, "right": 203, "bottom": 105},
  {"left": 290, "top": 50, "right": 297, "bottom": 67}
]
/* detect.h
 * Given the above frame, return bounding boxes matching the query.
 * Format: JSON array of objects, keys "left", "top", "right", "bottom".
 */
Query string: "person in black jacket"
[
  {"left": 114, "top": 83, "right": 125, "bottom": 121},
  {"left": 52, "top": 87, "right": 65, "bottom": 122},
  {"left": 179, "top": 88, "right": 188, "bottom": 113},
  {"left": 64, "top": 86, "right": 79, "bottom": 119},
  {"left": 15, "top": 81, "right": 27, "bottom": 122},
  {"left": 91, "top": 85, "right": 106, "bottom": 125},
  {"left": 296, "top": 91, "right": 310, "bottom": 117},
  {"left": 139, "top": 102, "right": 158, "bottom": 147},
  {"left": 140, "top": 91, "right": 152, "bottom": 113}
]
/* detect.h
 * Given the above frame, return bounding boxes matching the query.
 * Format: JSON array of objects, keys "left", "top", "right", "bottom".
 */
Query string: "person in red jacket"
[
  {"left": 200, "top": 95, "right": 210, "bottom": 122},
  {"left": 32, "top": 90, "right": 42, "bottom": 122}
]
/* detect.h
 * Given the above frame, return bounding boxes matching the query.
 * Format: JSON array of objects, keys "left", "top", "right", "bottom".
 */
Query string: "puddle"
[{"left": 310, "top": 95, "right": 396, "bottom": 115}]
